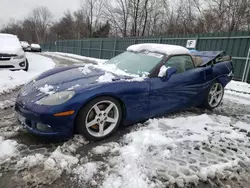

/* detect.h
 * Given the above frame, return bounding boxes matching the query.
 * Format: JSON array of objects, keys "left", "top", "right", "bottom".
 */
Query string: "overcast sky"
[{"left": 0, "top": 0, "right": 82, "bottom": 29}]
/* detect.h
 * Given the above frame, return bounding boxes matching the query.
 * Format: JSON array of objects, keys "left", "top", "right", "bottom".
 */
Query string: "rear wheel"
[
  {"left": 75, "top": 96, "right": 122, "bottom": 141},
  {"left": 203, "top": 82, "right": 224, "bottom": 109},
  {"left": 24, "top": 59, "right": 29, "bottom": 71}
]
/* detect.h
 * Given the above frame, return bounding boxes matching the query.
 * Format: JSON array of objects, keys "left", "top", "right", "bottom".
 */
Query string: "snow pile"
[
  {"left": 100, "top": 114, "right": 250, "bottom": 188},
  {"left": 97, "top": 72, "right": 115, "bottom": 83},
  {"left": 0, "top": 53, "right": 55, "bottom": 94},
  {"left": 67, "top": 84, "right": 80, "bottom": 91},
  {"left": 73, "top": 162, "right": 103, "bottom": 184},
  {"left": 38, "top": 84, "right": 54, "bottom": 95},
  {"left": 79, "top": 66, "right": 91, "bottom": 74},
  {"left": 233, "top": 121, "right": 250, "bottom": 132},
  {"left": 226, "top": 80, "right": 250, "bottom": 94},
  {"left": 13, "top": 135, "right": 88, "bottom": 186},
  {"left": 44, "top": 147, "right": 79, "bottom": 172},
  {"left": 224, "top": 81, "right": 250, "bottom": 105},
  {"left": 0, "top": 136, "right": 18, "bottom": 162},
  {"left": 16, "top": 154, "right": 45, "bottom": 169},
  {"left": 91, "top": 142, "right": 120, "bottom": 155},
  {"left": 47, "top": 52, "right": 107, "bottom": 64},
  {"left": 127, "top": 43, "right": 190, "bottom": 55},
  {"left": 0, "top": 98, "right": 15, "bottom": 110},
  {"left": 44, "top": 52, "right": 83, "bottom": 63}
]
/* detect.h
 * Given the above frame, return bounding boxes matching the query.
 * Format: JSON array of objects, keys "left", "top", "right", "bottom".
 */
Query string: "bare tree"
[
  {"left": 2, "top": 0, "right": 250, "bottom": 40},
  {"left": 103, "top": 0, "right": 131, "bottom": 37},
  {"left": 25, "top": 6, "right": 53, "bottom": 43},
  {"left": 81, "top": 0, "right": 104, "bottom": 37}
]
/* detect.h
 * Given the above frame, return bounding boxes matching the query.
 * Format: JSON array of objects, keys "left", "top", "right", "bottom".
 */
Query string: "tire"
[
  {"left": 24, "top": 59, "right": 29, "bottom": 71},
  {"left": 202, "top": 81, "right": 224, "bottom": 110},
  {"left": 75, "top": 96, "right": 123, "bottom": 141}
]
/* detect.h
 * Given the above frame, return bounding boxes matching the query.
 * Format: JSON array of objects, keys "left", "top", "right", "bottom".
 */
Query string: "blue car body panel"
[
  {"left": 15, "top": 52, "right": 233, "bottom": 138},
  {"left": 190, "top": 51, "right": 224, "bottom": 66}
]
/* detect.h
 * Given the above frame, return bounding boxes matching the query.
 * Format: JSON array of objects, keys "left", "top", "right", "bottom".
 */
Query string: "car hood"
[{"left": 24, "top": 66, "right": 133, "bottom": 98}]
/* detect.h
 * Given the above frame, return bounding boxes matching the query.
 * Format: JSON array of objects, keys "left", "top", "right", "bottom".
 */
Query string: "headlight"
[
  {"left": 13, "top": 55, "right": 25, "bottom": 59},
  {"left": 38, "top": 91, "right": 75, "bottom": 105}
]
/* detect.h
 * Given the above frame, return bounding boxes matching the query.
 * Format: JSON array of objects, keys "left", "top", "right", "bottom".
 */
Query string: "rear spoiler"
[{"left": 190, "top": 51, "right": 231, "bottom": 66}]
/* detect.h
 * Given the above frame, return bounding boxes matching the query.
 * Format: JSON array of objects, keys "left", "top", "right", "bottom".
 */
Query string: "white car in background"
[
  {"left": 31, "top": 43, "right": 42, "bottom": 52},
  {"left": 20, "top": 41, "right": 31, "bottom": 52},
  {"left": 0, "top": 33, "right": 29, "bottom": 71}
]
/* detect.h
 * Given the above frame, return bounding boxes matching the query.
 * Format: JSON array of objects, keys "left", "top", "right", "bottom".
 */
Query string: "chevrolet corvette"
[{"left": 15, "top": 44, "right": 233, "bottom": 140}]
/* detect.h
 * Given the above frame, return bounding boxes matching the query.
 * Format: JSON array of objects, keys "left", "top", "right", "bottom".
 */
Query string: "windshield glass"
[{"left": 104, "top": 51, "right": 163, "bottom": 76}]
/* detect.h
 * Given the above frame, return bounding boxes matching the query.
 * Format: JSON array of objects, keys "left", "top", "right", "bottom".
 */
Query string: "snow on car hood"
[
  {"left": 33, "top": 65, "right": 142, "bottom": 94},
  {"left": 0, "top": 34, "right": 24, "bottom": 55}
]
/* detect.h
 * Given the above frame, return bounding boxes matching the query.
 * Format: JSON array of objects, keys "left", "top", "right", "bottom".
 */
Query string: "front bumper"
[
  {"left": 15, "top": 102, "right": 75, "bottom": 138},
  {"left": 0, "top": 57, "right": 27, "bottom": 70}
]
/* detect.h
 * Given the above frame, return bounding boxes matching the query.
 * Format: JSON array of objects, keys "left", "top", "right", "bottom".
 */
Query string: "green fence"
[{"left": 42, "top": 31, "right": 250, "bottom": 82}]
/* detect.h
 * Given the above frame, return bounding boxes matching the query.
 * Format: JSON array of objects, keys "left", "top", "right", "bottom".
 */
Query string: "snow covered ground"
[
  {"left": 0, "top": 52, "right": 250, "bottom": 188},
  {"left": 44, "top": 52, "right": 107, "bottom": 64}
]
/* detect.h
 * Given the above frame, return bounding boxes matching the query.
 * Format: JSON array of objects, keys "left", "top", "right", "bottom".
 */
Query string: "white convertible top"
[{"left": 127, "top": 43, "right": 190, "bottom": 56}]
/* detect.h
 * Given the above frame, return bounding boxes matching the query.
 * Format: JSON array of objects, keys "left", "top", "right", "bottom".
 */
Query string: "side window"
[{"left": 165, "top": 55, "right": 194, "bottom": 73}]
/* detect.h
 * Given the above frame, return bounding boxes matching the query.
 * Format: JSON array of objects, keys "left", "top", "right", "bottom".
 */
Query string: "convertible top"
[
  {"left": 190, "top": 51, "right": 225, "bottom": 66},
  {"left": 127, "top": 43, "right": 190, "bottom": 56}
]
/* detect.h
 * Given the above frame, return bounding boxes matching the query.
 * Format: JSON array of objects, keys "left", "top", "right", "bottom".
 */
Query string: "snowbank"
[
  {"left": 226, "top": 80, "right": 250, "bottom": 94},
  {"left": 0, "top": 136, "right": 18, "bottom": 162},
  {"left": 46, "top": 52, "right": 107, "bottom": 64},
  {"left": 0, "top": 53, "right": 55, "bottom": 94},
  {"left": 44, "top": 52, "right": 83, "bottom": 63},
  {"left": 224, "top": 81, "right": 250, "bottom": 105}
]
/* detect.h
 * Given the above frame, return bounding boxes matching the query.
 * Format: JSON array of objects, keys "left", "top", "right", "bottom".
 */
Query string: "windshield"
[{"left": 105, "top": 51, "right": 163, "bottom": 76}]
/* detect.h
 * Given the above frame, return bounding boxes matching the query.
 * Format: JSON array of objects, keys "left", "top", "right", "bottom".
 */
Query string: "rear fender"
[{"left": 216, "top": 75, "right": 232, "bottom": 87}]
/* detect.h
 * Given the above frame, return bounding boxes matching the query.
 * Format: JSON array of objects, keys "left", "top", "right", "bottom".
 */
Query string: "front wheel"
[
  {"left": 75, "top": 96, "right": 122, "bottom": 141},
  {"left": 202, "top": 82, "right": 224, "bottom": 110}
]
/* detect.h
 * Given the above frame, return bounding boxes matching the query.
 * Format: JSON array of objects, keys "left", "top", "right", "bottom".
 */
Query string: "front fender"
[{"left": 65, "top": 80, "right": 151, "bottom": 125}]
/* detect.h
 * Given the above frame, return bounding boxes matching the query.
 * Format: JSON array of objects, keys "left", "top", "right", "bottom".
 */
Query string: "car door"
[{"left": 149, "top": 55, "right": 207, "bottom": 118}]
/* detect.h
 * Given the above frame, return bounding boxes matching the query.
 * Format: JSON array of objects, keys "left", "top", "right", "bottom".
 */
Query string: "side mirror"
[{"left": 159, "top": 66, "right": 177, "bottom": 82}]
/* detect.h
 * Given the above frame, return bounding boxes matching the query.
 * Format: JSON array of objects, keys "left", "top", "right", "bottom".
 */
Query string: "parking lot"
[{"left": 0, "top": 53, "right": 249, "bottom": 188}]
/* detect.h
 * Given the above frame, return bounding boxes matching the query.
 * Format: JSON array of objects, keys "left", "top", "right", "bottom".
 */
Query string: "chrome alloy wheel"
[
  {"left": 208, "top": 82, "right": 224, "bottom": 108},
  {"left": 85, "top": 100, "right": 119, "bottom": 137}
]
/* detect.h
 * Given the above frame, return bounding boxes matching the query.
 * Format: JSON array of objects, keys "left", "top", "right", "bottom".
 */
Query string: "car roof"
[
  {"left": 127, "top": 43, "right": 190, "bottom": 56},
  {"left": 0, "top": 33, "right": 18, "bottom": 38},
  {"left": 0, "top": 33, "right": 23, "bottom": 54}
]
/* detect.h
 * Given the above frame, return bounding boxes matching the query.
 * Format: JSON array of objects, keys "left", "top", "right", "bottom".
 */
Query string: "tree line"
[{"left": 1, "top": 0, "right": 250, "bottom": 44}]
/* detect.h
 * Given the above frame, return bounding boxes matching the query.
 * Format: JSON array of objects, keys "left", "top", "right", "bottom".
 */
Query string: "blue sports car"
[{"left": 15, "top": 44, "right": 233, "bottom": 141}]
